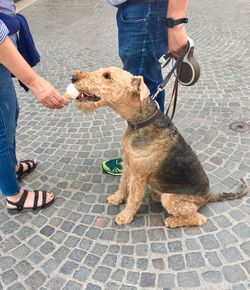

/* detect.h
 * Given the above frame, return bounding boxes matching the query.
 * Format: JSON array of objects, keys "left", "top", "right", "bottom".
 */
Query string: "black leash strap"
[{"left": 151, "top": 43, "right": 189, "bottom": 120}]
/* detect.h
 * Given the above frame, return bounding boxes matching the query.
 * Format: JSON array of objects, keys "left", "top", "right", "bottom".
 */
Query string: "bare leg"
[
  {"left": 161, "top": 193, "right": 207, "bottom": 228},
  {"left": 107, "top": 165, "right": 130, "bottom": 205},
  {"left": 115, "top": 175, "right": 146, "bottom": 225}
]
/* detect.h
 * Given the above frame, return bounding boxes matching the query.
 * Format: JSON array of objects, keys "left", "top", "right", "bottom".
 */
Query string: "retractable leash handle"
[
  {"left": 176, "top": 37, "right": 200, "bottom": 86},
  {"left": 153, "top": 38, "right": 200, "bottom": 120},
  {"left": 159, "top": 37, "right": 200, "bottom": 86}
]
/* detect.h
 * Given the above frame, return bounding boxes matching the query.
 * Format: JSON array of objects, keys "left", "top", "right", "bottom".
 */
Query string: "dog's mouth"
[{"left": 76, "top": 91, "right": 101, "bottom": 102}]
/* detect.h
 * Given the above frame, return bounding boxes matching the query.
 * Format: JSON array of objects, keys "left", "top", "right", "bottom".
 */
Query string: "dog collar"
[{"left": 127, "top": 101, "right": 161, "bottom": 130}]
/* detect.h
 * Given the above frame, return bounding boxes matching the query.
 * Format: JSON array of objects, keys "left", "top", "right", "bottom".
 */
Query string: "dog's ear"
[{"left": 131, "top": 76, "right": 150, "bottom": 101}]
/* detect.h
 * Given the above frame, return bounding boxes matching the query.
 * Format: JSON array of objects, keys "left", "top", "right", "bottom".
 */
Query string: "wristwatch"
[{"left": 166, "top": 18, "right": 188, "bottom": 28}]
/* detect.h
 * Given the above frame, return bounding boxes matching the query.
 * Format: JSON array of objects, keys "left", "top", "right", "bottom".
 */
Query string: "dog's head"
[{"left": 70, "top": 67, "right": 150, "bottom": 117}]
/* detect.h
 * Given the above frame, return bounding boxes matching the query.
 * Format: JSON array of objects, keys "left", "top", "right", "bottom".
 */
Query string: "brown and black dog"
[{"left": 70, "top": 67, "right": 248, "bottom": 227}]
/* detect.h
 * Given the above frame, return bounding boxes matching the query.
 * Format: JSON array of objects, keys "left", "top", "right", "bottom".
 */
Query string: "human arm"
[
  {"left": 167, "top": 0, "right": 189, "bottom": 58},
  {"left": 0, "top": 36, "right": 68, "bottom": 109}
]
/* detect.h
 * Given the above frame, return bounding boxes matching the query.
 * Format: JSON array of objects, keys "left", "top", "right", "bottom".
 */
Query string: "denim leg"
[
  {"left": 117, "top": 1, "right": 167, "bottom": 112},
  {"left": 0, "top": 64, "right": 20, "bottom": 196}
]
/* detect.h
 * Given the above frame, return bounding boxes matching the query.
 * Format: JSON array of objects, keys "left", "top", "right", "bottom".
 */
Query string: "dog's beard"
[{"left": 76, "top": 100, "right": 102, "bottom": 113}]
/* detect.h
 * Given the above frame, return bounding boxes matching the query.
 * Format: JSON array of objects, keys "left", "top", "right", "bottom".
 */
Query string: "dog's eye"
[{"left": 103, "top": 72, "right": 111, "bottom": 79}]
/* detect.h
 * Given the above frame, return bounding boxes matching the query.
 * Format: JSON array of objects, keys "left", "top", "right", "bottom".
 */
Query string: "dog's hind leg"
[
  {"left": 115, "top": 175, "right": 147, "bottom": 225},
  {"left": 161, "top": 193, "right": 207, "bottom": 228},
  {"left": 107, "top": 165, "right": 130, "bottom": 205}
]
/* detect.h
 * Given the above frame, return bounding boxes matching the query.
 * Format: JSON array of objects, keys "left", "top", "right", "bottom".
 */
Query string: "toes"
[
  {"left": 115, "top": 211, "right": 133, "bottom": 225},
  {"left": 107, "top": 194, "right": 123, "bottom": 205}
]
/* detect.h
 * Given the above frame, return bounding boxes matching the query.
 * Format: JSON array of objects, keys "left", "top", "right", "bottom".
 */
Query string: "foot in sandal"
[
  {"left": 16, "top": 158, "right": 38, "bottom": 180},
  {"left": 6, "top": 187, "right": 55, "bottom": 214}
]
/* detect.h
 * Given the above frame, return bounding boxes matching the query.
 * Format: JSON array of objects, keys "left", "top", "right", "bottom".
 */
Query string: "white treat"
[{"left": 66, "top": 84, "right": 79, "bottom": 98}]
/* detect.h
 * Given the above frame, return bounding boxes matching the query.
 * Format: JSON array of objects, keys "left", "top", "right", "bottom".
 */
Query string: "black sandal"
[
  {"left": 16, "top": 159, "right": 38, "bottom": 181},
  {"left": 6, "top": 189, "right": 55, "bottom": 214}
]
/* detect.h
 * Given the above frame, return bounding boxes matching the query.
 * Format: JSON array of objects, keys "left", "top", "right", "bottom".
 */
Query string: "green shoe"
[{"left": 102, "top": 158, "right": 123, "bottom": 176}]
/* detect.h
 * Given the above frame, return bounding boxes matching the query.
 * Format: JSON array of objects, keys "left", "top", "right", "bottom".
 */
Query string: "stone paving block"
[
  {"left": 205, "top": 252, "right": 222, "bottom": 267},
  {"left": 139, "top": 273, "right": 156, "bottom": 288},
  {"left": 232, "top": 222, "right": 250, "bottom": 239},
  {"left": 40, "top": 241, "right": 56, "bottom": 255},
  {"left": 221, "top": 247, "right": 244, "bottom": 263},
  {"left": 158, "top": 273, "right": 175, "bottom": 289},
  {"left": 11, "top": 244, "right": 31, "bottom": 260},
  {"left": 199, "top": 234, "right": 220, "bottom": 250},
  {"left": 41, "top": 258, "right": 59, "bottom": 274},
  {"left": 52, "top": 246, "right": 70, "bottom": 263},
  {"left": 135, "top": 244, "right": 148, "bottom": 256},
  {"left": 102, "top": 254, "right": 117, "bottom": 267},
  {"left": 0, "top": 220, "right": 20, "bottom": 234},
  {"left": 121, "top": 245, "right": 134, "bottom": 255},
  {"left": 73, "top": 266, "right": 91, "bottom": 282},
  {"left": 45, "top": 276, "right": 66, "bottom": 290},
  {"left": 92, "top": 266, "right": 112, "bottom": 283},
  {"left": 1, "top": 270, "right": 18, "bottom": 286},
  {"left": 69, "top": 249, "right": 87, "bottom": 262},
  {"left": 111, "top": 269, "right": 125, "bottom": 282},
  {"left": 185, "top": 252, "right": 205, "bottom": 268},
  {"left": 25, "top": 270, "right": 46, "bottom": 289},
  {"left": 27, "top": 251, "right": 45, "bottom": 265},
  {"left": 216, "top": 230, "right": 238, "bottom": 246},
  {"left": 0, "top": 256, "right": 16, "bottom": 272},
  {"left": 168, "top": 254, "right": 185, "bottom": 271},
  {"left": 177, "top": 271, "right": 200, "bottom": 288},
  {"left": 64, "top": 236, "right": 80, "bottom": 248},
  {"left": 202, "top": 270, "right": 223, "bottom": 284},
  {"left": 121, "top": 256, "right": 135, "bottom": 269},
  {"left": 84, "top": 254, "right": 100, "bottom": 268},
  {"left": 60, "top": 260, "right": 79, "bottom": 275},
  {"left": 63, "top": 280, "right": 82, "bottom": 290},
  {"left": 222, "top": 265, "right": 247, "bottom": 283},
  {"left": 126, "top": 271, "right": 140, "bottom": 285},
  {"left": 14, "top": 260, "right": 33, "bottom": 276}
]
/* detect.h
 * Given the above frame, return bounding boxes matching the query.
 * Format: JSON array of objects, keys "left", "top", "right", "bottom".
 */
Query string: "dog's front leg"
[
  {"left": 115, "top": 175, "right": 146, "bottom": 225},
  {"left": 107, "top": 165, "right": 130, "bottom": 205}
]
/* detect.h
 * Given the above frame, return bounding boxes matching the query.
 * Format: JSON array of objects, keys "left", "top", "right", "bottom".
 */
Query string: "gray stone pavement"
[{"left": 0, "top": 0, "right": 250, "bottom": 289}]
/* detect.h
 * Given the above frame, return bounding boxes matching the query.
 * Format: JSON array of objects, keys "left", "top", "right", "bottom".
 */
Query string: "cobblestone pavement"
[{"left": 0, "top": 0, "right": 250, "bottom": 289}]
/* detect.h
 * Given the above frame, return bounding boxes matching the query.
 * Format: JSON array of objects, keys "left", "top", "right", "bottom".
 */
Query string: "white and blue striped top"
[{"left": 0, "top": 0, "right": 16, "bottom": 43}]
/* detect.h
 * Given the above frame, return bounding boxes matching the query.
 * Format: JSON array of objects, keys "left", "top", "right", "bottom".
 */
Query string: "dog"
[{"left": 70, "top": 66, "right": 248, "bottom": 227}]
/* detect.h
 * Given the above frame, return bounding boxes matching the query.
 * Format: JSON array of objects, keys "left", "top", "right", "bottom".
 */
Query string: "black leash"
[{"left": 151, "top": 42, "right": 189, "bottom": 120}]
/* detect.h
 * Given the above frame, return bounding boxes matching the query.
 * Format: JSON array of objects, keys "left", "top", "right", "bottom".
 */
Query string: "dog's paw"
[
  {"left": 107, "top": 193, "right": 124, "bottom": 205},
  {"left": 115, "top": 210, "right": 133, "bottom": 225},
  {"left": 164, "top": 217, "right": 180, "bottom": 228}
]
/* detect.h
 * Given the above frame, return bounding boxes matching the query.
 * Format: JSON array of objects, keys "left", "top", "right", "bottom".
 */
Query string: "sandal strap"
[
  {"left": 6, "top": 189, "right": 29, "bottom": 211},
  {"left": 20, "top": 160, "right": 35, "bottom": 173},
  {"left": 42, "top": 191, "right": 47, "bottom": 208},
  {"left": 16, "top": 163, "right": 24, "bottom": 176},
  {"left": 33, "top": 190, "right": 39, "bottom": 210}
]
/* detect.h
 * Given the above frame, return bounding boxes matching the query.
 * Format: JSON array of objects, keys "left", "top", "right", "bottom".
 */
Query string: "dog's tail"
[{"left": 207, "top": 178, "right": 248, "bottom": 202}]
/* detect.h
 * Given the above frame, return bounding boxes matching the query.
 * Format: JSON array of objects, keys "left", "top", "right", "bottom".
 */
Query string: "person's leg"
[
  {"left": 102, "top": 1, "right": 168, "bottom": 175},
  {"left": 0, "top": 64, "right": 54, "bottom": 212},
  {"left": 0, "top": 64, "right": 20, "bottom": 195},
  {"left": 117, "top": 1, "right": 167, "bottom": 112}
]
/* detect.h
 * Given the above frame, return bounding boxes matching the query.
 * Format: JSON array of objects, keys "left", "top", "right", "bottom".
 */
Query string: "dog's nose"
[{"left": 71, "top": 75, "right": 78, "bottom": 83}]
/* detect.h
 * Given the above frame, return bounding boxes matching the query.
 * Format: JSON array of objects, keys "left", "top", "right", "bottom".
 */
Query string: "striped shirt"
[
  {"left": 0, "top": 0, "right": 16, "bottom": 43},
  {"left": 107, "top": 0, "right": 127, "bottom": 6}
]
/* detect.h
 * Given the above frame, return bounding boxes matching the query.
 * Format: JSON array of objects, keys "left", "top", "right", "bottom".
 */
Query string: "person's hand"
[
  {"left": 167, "top": 24, "right": 188, "bottom": 58},
  {"left": 27, "top": 75, "right": 69, "bottom": 109}
]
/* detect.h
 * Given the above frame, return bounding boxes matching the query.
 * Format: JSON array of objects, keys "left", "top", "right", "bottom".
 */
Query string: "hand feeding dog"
[{"left": 66, "top": 66, "right": 248, "bottom": 228}]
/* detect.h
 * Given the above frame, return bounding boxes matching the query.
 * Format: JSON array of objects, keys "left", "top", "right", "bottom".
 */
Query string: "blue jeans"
[
  {"left": 0, "top": 64, "right": 20, "bottom": 196},
  {"left": 117, "top": 0, "right": 168, "bottom": 112}
]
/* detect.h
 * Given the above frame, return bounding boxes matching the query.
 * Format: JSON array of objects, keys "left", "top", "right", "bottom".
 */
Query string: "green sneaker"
[{"left": 102, "top": 158, "right": 123, "bottom": 176}]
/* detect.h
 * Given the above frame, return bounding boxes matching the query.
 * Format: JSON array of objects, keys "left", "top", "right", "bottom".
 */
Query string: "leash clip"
[{"left": 151, "top": 85, "right": 164, "bottom": 100}]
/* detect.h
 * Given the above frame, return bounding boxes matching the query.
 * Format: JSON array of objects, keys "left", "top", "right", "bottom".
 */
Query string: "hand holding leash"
[{"left": 153, "top": 37, "right": 200, "bottom": 119}]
